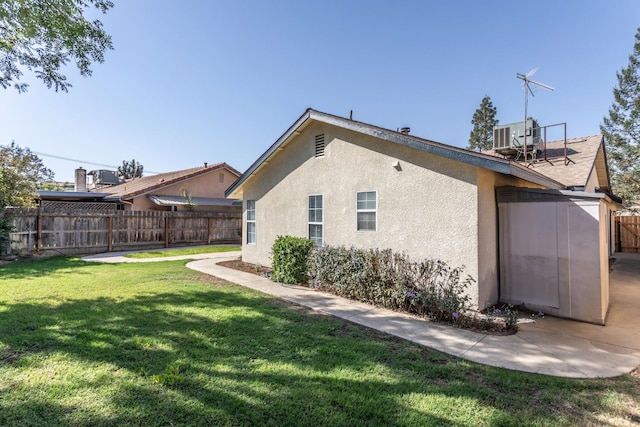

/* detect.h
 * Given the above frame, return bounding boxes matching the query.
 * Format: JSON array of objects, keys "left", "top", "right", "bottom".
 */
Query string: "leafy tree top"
[
  {"left": 0, "top": 141, "right": 54, "bottom": 207},
  {"left": 0, "top": 0, "right": 114, "bottom": 92},
  {"left": 601, "top": 27, "right": 640, "bottom": 205},
  {"left": 468, "top": 95, "right": 498, "bottom": 152}
]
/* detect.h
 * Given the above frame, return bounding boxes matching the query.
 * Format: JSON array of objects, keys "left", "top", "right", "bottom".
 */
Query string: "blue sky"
[{"left": 1, "top": 1, "right": 639, "bottom": 182}]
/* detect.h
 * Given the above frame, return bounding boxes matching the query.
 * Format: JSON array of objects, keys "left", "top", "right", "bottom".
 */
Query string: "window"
[
  {"left": 315, "top": 134, "right": 325, "bottom": 157},
  {"left": 356, "top": 191, "right": 376, "bottom": 231},
  {"left": 308, "top": 195, "right": 323, "bottom": 245},
  {"left": 246, "top": 200, "right": 256, "bottom": 244}
]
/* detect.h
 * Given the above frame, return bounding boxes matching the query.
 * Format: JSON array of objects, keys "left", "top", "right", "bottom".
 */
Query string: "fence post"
[
  {"left": 36, "top": 208, "right": 42, "bottom": 252},
  {"left": 207, "top": 217, "right": 212, "bottom": 245},
  {"left": 108, "top": 216, "right": 113, "bottom": 252},
  {"left": 164, "top": 216, "right": 169, "bottom": 248}
]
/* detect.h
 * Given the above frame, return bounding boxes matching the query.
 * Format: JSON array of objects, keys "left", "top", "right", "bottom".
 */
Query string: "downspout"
[{"left": 494, "top": 187, "right": 502, "bottom": 304}]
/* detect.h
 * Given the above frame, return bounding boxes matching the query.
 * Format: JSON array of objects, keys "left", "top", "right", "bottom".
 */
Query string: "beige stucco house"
[
  {"left": 226, "top": 109, "right": 620, "bottom": 324},
  {"left": 38, "top": 163, "right": 242, "bottom": 212},
  {"left": 103, "top": 162, "right": 241, "bottom": 211}
]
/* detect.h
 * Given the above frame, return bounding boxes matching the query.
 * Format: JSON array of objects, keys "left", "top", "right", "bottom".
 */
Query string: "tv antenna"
[{"left": 516, "top": 68, "right": 554, "bottom": 164}]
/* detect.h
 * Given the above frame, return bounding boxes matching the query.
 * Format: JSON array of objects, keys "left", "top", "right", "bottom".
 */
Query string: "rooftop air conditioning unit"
[
  {"left": 493, "top": 119, "right": 540, "bottom": 154},
  {"left": 89, "top": 169, "right": 120, "bottom": 185}
]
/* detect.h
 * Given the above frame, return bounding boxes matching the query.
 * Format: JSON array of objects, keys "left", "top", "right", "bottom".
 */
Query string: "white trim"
[
  {"left": 356, "top": 191, "right": 377, "bottom": 231},
  {"left": 308, "top": 194, "right": 323, "bottom": 245},
  {"left": 246, "top": 199, "right": 256, "bottom": 245}
]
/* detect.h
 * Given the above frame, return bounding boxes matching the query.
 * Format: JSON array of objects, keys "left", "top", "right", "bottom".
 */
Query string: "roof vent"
[
  {"left": 204, "top": 162, "right": 208, "bottom": 167},
  {"left": 400, "top": 127, "right": 410, "bottom": 135},
  {"left": 315, "top": 134, "right": 325, "bottom": 157}
]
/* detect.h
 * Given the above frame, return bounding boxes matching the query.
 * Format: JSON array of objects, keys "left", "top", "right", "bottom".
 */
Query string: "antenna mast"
[{"left": 516, "top": 68, "right": 554, "bottom": 164}]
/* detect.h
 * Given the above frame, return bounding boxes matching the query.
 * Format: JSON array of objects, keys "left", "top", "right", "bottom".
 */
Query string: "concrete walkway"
[{"left": 83, "top": 249, "right": 640, "bottom": 379}]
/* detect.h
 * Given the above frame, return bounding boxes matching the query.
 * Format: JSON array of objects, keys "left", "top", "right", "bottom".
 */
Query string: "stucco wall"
[
  {"left": 240, "top": 121, "right": 575, "bottom": 310},
  {"left": 584, "top": 166, "right": 600, "bottom": 192},
  {"left": 475, "top": 171, "right": 545, "bottom": 309},
  {"left": 241, "top": 123, "right": 498, "bottom": 306},
  {"left": 599, "top": 201, "right": 610, "bottom": 317},
  {"left": 127, "top": 168, "right": 238, "bottom": 211}
]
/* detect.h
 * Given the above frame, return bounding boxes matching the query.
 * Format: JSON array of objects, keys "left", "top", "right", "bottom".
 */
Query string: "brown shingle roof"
[
  {"left": 531, "top": 135, "right": 605, "bottom": 189},
  {"left": 486, "top": 135, "right": 606, "bottom": 189},
  {"left": 104, "top": 162, "right": 241, "bottom": 200}
]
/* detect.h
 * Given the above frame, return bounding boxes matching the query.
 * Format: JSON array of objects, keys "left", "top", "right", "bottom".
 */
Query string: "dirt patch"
[
  {"left": 218, "top": 259, "right": 272, "bottom": 276},
  {"left": 0, "top": 352, "right": 21, "bottom": 365},
  {"left": 195, "top": 274, "right": 233, "bottom": 287}
]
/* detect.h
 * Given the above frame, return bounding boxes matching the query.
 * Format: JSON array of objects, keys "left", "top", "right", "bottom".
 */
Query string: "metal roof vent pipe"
[
  {"left": 75, "top": 167, "right": 87, "bottom": 192},
  {"left": 400, "top": 127, "right": 410, "bottom": 135}
]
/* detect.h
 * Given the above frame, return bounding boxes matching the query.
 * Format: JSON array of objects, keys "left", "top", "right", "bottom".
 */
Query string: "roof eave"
[
  {"left": 508, "top": 163, "right": 566, "bottom": 190},
  {"left": 226, "top": 109, "right": 314, "bottom": 198},
  {"left": 112, "top": 164, "right": 236, "bottom": 200},
  {"left": 225, "top": 109, "right": 568, "bottom": 197}
]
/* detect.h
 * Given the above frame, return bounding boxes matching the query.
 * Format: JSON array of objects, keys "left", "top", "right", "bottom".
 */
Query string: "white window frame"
[
  {"left": 308, "top": 195, "right": 323, "bottom": 246},
  {"left": 246, "top": 199, "right": 256, "bottom": 244},
  {"left": 356, "top": 191, "right": 377, "bottom": 231}
]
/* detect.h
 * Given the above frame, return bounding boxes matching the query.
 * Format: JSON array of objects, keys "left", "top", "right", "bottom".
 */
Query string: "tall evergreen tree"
[
  {"left": 601, "top": 27, "right": 640, "bottom": 205},
  {"left": 118, "top": 159, "right": 144, "bottom": 179},
  {"left": 468, "top": 95, "right": 498, "bottom": 152}
]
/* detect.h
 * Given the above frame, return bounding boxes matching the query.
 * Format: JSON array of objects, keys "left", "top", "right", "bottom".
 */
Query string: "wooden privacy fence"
[
  {"left": 615, "top": 216, "right": 640, "bottom": 253},
  {"left": 5, "top": 208, "right": 242, "bottom": 256}
]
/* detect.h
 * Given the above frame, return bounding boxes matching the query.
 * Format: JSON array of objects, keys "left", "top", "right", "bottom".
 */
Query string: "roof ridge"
[
  {"left": 545, "top": 134, "right": 603, "bottom": 144},
  {"left": 105, "top": 162, "right": 239, "bottom": 199}
]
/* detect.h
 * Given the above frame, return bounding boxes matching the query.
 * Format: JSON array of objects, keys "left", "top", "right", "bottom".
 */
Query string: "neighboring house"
[
  {"left": 102, "top": 162, "right": 241, "bottom": 211},
  {"left": 39, "top": 163, "right": 242, "bottom": 212},
  {"left": 225, "top": 109, "right": 621, "bottom": 324}
]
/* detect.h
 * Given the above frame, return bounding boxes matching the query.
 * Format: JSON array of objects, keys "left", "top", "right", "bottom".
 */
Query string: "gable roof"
[
  {"left": 533, "top": 135, "right": 609, "bottom": 191},
  {"left": 226, "top": 109, "right": 567, "bottom": 199},
  {"left": 104, "top": 162, "right": 241, "bottom": 201}
]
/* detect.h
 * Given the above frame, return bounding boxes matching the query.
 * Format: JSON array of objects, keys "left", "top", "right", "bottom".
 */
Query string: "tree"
[
  {"left": 118, "top": 159, "right": 143, "bottom": 179},
  {"left": 601, "top": 27, "right": 640, "bottom": 205},
  {"left": 0, "top": 141, "right": 54, "bottom": 253},
  {"left": 0, "top": 141, "right": 54, "bottom": 207},
  {"left": 468, "top": 95, "right": 498, "bottom": 152},
  {"left": 0, "top": 189, "right": 12, "bottom": 253},
  {"left": 0, "top": 0, "right": 114, "bottom": 92}
]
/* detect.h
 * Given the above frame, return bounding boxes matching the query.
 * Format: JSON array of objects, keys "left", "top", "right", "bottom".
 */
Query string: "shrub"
[
  {"left": 0, "top": 208, "right": 13, "bottom": 255},
  {"left": 270, "top": 235, "right": 316, "bottom": 284},
  {"left": 489, "top": 305, "right": 520, "bottom": 332},
  {"left": 307, "top": 245, "right": 475, "bottom": 323}
]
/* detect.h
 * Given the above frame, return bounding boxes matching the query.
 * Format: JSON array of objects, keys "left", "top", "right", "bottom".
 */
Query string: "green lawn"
[
  {"left": 124, "top": 245, "right": 240, "bottom": 259},
  {"left": 1, "top": 258, "right": 639, "bottom": 426}
]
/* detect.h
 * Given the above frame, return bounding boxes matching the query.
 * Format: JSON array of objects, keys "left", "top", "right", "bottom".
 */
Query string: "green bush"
[
  {"left": 0, "top": 208, "right": 13, "bottom": 255},
  {"left": 270, "top": 235, "right": 316, "bottom": 284},
  {"left": 307, "top": 245, "right": 475, "bottom": 323}
]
